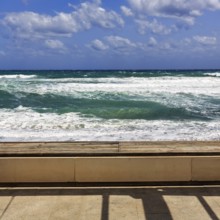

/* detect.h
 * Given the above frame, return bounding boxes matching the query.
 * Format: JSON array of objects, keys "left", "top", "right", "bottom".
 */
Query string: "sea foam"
[
  {"left": 0, "top": 74, "right": 37, "bottom": 79},
  {"left": 0, "top": 70, "right": 220, "bottom": 141}
]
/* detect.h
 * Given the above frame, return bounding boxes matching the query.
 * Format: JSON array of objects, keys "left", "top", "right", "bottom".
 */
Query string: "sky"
[{"left": 0, "top": 0, "right": 220, "bottom": 69}]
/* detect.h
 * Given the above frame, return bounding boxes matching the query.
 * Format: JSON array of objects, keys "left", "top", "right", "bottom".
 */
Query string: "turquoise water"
[{"left": 0, "top": 70, "right": 220, "bottom": 141}]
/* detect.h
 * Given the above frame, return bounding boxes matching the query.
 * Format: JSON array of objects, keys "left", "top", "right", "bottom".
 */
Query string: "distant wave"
[
  {"left": 1, "top": 70, "right": 220, "bottom": 79},
  {"left": 203, "top": 72, "right": 220, "bottom": 77},
  {"left": 0, "top": 74, "right": 37, "bottom": 79},
  {"left": 0, "top": 90, "right": 213, "bottom": 121}
]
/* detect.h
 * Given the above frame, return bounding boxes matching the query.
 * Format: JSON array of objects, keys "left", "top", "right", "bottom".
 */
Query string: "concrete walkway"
[{"left": 1, "top": 185, "right": 220, "bottom": 220}]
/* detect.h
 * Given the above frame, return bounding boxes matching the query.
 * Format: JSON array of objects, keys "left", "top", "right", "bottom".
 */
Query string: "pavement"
[{"left": 1, "top": 185, "right": 220, "bottom": 220}]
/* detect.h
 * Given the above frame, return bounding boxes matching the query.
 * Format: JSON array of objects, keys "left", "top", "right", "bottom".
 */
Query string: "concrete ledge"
[
  {"left": 192, "top": 157, "right": 220, "bottom": 181},
  {"left": 0, "top": 157, "right": 75, "bottom": 182},
  {"left": 75, "top": 157, "right": 191, "bottom": 182},
  {"left": 0, "top": 156, "right": 220, "bottom": 183},
  {"left": 1, "top": 141, "right": 220, "bottom": 156},
  {"left": 1, "top": 142, "right": 220, "bottom": 183}
]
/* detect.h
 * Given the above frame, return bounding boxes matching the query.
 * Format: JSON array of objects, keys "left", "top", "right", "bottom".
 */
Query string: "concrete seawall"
[{"left": 0, "top": 142, "right": 220, "bottom": 183}]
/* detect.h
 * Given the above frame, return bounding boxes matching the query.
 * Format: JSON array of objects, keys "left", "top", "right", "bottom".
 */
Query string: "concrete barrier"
[
  {"left": 75, "top": 157, "right": 191, "bottom": 182},
  {"left": 0, "top": 157, "right": 75, "bottom": 182},
  {"left": 0, "top": 156, "right": 220, "bottom": 183},
  {"left": 192, "top": 157, "right": 220, "bottom": 181}
]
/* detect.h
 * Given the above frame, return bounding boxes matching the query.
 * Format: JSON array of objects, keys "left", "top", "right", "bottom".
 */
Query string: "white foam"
[
  {"left": 0, "top": 108, "right": 219, "bottom": 141},
  {"left": 0, "top": 74, "right": 37, "bottom": 79},
  {"left": 2, "top": 76, "right": 220, "bottom": 96},
  {"left": 1, "top": 76, "right": 220, "bottom": 120},
  {"left": 204, "top": 72, "right": 220, "bottom": 77},
  {"left": 1, "top": 75, "right": 220, "bottom": 141}
]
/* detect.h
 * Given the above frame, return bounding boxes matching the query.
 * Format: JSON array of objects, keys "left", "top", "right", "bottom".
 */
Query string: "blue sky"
[{"left": 0, "top": 0, "right": 220, "bottom": 69}]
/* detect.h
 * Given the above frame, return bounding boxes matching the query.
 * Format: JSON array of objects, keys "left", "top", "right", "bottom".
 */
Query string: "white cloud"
[
  {"left": 160, "top": 42, "right": 177, "bottom": 50},
  {"left": 90, "top": 39, "right": 109, "bottom": 51},
  {"left": 3, "top": 11, "right": 79, "bottom": 39},
  {"left": 162, "top": 42, "right": 172, "bottom": 50},
  {"left": 135, "top": 19, "right": 172, "bottom": 35},
  {"left": 193, "top": 36, "right": 217, "bottom": 45},
  {"left": 74, "top": 1, "right": 124, "bottom": 29},
  {"left": 89, "top": 36, "right": 139, "bottom": 53},
  {"left": 2, "top": 1, "right": 124, "bottom": 39},
  {"left": 148, "top": 37, "right": 157, "bottom": 47},
  {"left": 121, "top": 6, "right": 134, "bottom": 16},
  {"left": 183, "top": 38, "right": 192, "bottom": 45},
  {"left": 106, "top": 36, "right": 136, "bottom": 49},
  {"left": 45, "top": 39, "right": 65, "bottom": 50},
  {"left": 127, "top": 0, "right": 220, "bottom": 24}
]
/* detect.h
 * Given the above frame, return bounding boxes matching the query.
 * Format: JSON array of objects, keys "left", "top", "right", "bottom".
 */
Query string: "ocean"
[{"left": 0, "top": 70, "right": 220, "bottom": 141}]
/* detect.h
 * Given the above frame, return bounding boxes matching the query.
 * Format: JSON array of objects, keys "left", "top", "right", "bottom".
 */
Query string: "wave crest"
[
  {"left": 0, "top": 74, "right": 37, "bottom": 79},
  {"left": 203, "top": 72, "right": 220, "bottom": 77}
]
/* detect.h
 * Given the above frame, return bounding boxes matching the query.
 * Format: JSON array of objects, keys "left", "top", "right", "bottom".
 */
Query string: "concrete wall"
[{"left": 0, "top": 156, "right": 220, "bottom": 183}]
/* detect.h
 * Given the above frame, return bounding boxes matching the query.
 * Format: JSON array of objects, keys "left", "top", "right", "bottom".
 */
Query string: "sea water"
[{"left": 0, "top": 70, "right": 220, "bottom": 141}]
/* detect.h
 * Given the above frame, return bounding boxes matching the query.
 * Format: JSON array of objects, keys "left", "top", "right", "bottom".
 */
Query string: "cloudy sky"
[{"left": 0, "top": 0, "right": 220, "bottom": 69}]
